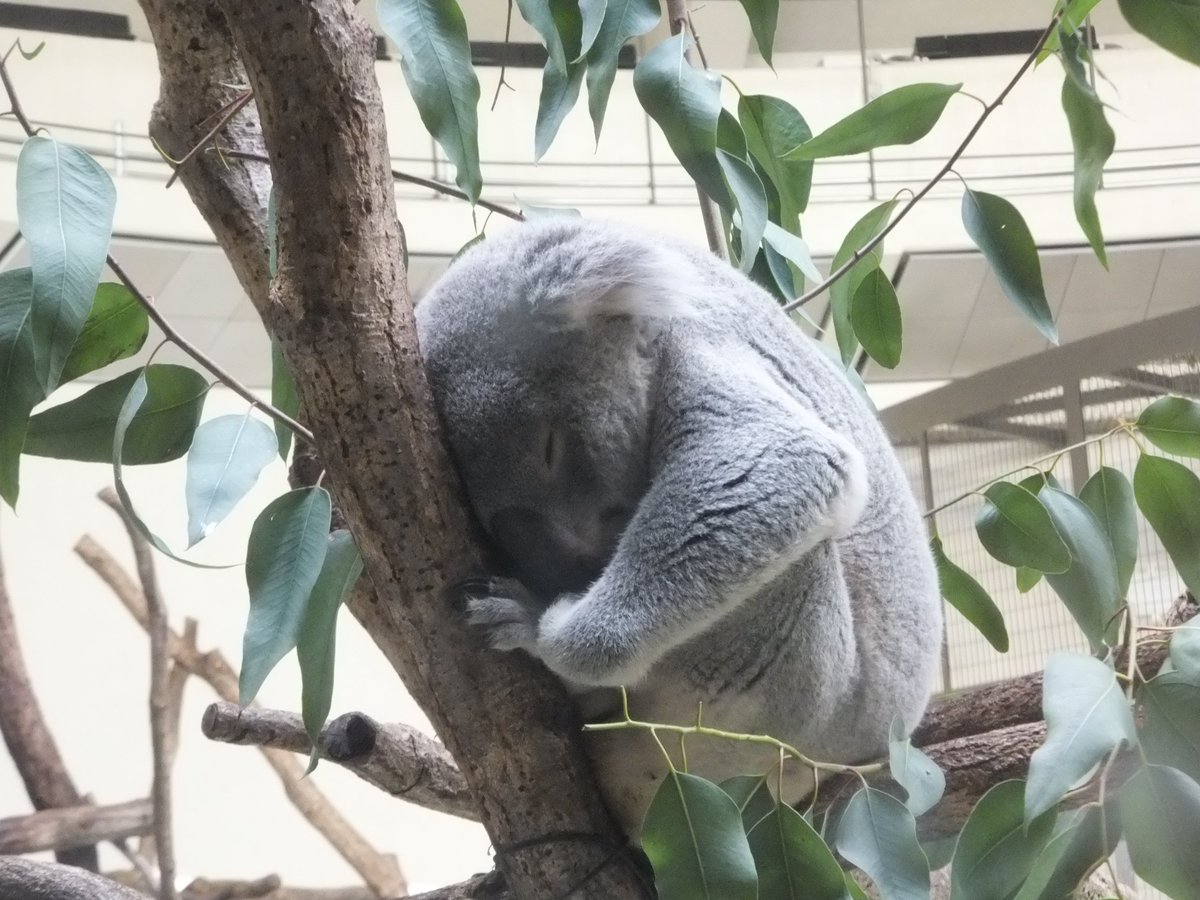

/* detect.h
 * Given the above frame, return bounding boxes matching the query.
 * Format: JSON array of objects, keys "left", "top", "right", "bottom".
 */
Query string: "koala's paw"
[{"left": 465, "top": 577, "right": 542, "bottom": 654}]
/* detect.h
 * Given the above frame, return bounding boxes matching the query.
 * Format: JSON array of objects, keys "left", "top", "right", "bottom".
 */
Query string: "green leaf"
[
  {"left": 975, "top": 482, "right": 1071, "bottom": 574},
  {"left": 17, "top": 136, "right": 116, "bottom": 392},
  {"left": 850, "top": 268, "right": 902, "bottom": 369},
  {"left": 961, "top": 189, "right": 1057, "bottom": 343},
  {"left": 889, "top": 717, "right": 945, "bottom": 817},
  {"left": 1169, "top": 624, "right": 1200, "bottom": 681},
  {"left": 1079, "top": 466, "right": 1138, "bottom": 600},
  {"left": 1134, "top": 454, "right": 1200, "bottom": 598},
  {"left": 762, "top": 222, "right": 822, "bottom": 285},
  {"left": 641, "top": 771, "right": 758, "bottom": 900},
  {"left": 577, "top": 0, "right": 607, "bottom": 60},
  {"left": 240, "top": 487, "right": 333, "bottom": 706},
  {"left": 1025, "top": 654, "right": 1137, "bottom": 823},
  {"left": 535, "top": 58, "right": 586, "bottom": 160},
  {"left": 1060, "top": 31, "right": 1114, "bottom": 267},
  {"left": 835, "top": 787, "right": 930, "bottom": 900},
  {"left": 586, "top": 0, "right": 661, "bottom": 140},
  {"left": 378, "top": 0, "right": 482, "bottom": 202},
  {"left": 1117, "top": 0, "right": 1200, "bottom": 67},
  {"left": 1136, "top": 395, "right": 1200, "bottom": 458},
  {"left": 270, "top": 339, "right": 300, "bottom": 462},
  {"left": 0, "top": 268, "right": 42, "bottom": 507},
  {"left": 516, "top": 0, "right": 572, "bottom": 74},
  {"left": 747, "top": 803, "right": 848, "bottom": 900},
  {"left": 784, "top": 83, "right": 960, "bottom": 160},
  {"left": 1038, "top": 487, "right": 1122, "bottom": 649},
  {"left": 1012, "top": 804, "right": 1120, "bottom": 900},
  {"left": 931, "top": 536, "right": 1008, "bottom": 653},
  {"left": 185, "top": 412, "right": 278, "bottom": 547},
  {"left": 829, "top": 199, "right": 900, "bottom": 366},
  {"left": 297, "top": 529, "right": 362, "bottom": 770},
  {"left": 950, "top": 780, "right": 1058, "bottom": 900},
  {"left": 719, "top": 775, "right": 774, "bottom": 832},
  {"left": 1140, "top": 673, "right": 1200, "bottom": 782},
  {"left": 738, "top": 95, "right": 813, "bottom": 231},
  {"left": 25, "top": 365, "right": 207, "bottom": 464},
  {"left": 716, "top": 149, "right": 767, "bottom": 273},
  {"left": 1119, "top": 764, "right": 1200, "bottom": 897},
  {"left": 634, "top": 34, "right": 729, "bottom": 210},
  {"left": 1040, "top": 0, "right": 1106, "bottom": 59},
  {"left": 59, "top": 283, "right": 149, "bottom": 383},
  {"left": 735, "top": 0, "right": 779, "bottom": 66},
  {"left": 1015, "top": 566, "right": 1042, "bottom": 593}
]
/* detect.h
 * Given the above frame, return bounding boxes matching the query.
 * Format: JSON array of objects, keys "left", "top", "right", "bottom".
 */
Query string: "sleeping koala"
[{"left": 415, "top": 219, "right": 942, "bottom": 834}]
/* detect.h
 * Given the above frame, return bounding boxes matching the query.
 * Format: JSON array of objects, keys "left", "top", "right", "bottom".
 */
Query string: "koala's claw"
[{"left": 466, "top": 578, "right": 541, "bottom": 653}]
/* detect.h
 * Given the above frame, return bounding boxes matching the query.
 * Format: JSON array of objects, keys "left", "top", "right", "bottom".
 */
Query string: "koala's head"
[{"left": 415, "top": 219, "right": 699, "bottom": 599}]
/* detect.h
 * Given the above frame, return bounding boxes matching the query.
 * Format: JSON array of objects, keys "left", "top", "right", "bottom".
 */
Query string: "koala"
[{"left": 415, "top": 218, "right": 942, "bottom": 835}]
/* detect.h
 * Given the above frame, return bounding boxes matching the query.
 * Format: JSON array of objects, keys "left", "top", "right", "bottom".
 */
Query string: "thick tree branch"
[
  {"left": 0, "top": 800, "right": 153, "bottom": 854},
  {"left": 134, "top": 1, "right": 643, "bottom": 895},
  {"left": 201, "top": 702, "right": 477, "bottom": 822},
  {"left": 74, "top": 530, "right": 407, "bottom": 899},
  {"left": 0, "top": 533, "right": 99, "bottom": 871},
  {"left": 0, "top": 858, "right": 146, "bottom": 900}
]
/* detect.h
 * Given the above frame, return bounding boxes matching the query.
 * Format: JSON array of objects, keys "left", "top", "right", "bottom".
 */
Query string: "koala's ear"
[{"left": 532, "top": 247, "right": 703, "bottom": 330}]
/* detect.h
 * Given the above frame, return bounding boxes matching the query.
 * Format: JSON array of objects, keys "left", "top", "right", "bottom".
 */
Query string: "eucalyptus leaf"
[
  {"left": 716, "top": 149, "right": 768, "bottom": 273},
  {"left": 949, "top": 780, "right": 1057, "bottom": 900},
  {"left": 762, "top": 222, "right": 822, "bottom": 284},
  {"left": 1140, "top": 673, "right": 1200, "bottom": 782},
  {"left": 17, "top": 136, "right": 116, "bottom": 392},
  {"left": 59, "top": 283, "right": 148, "bottom": 384},
  {"left": 735, "top": 0, "right": 779, "bottom": 67},
  {"left": 1169, "top": 624, "right": 1200, "bottom": 681},
  {"left": 835, "top": 787, "right": 930, "bottom": 900},
  {"left": 378, "top": 0, "right": 482, "bottom": 202},
  {"left": 577, "top": 0, "right": 606, "bottom": 59},
  {"left": 1012, "top": 804, "right": 1119, "bottom": 900},
  {"left": 25, "top": 365, "right": 207, "bottom": 464},
  {"left": 975, "top": 482, "right": 1071, "bottom": 574},
  {"left": 1117, "top": 0, "right": 1200, "bottom": 67},
  {"left": 1015, "top": 566, "right": 1042, "bottom": 593},
  {"left": 270, "top": 339, "right": 300, "bottom": 461},
  {"left": 1136, "top": 395, "right": 1200, "bottom": 458},
  {"left": 1040, "top": 0, "right": 1105, "bottom": 59},
  {"left": 784, "top": 83, "right": 960, "bottom": 160},
  {"left": 888, "top": 717, "right": 945, "bottom": 817},
  {"left": 961, "top": 189, "right": 1057, "bottom": 343},
  {"left": 1025, "top": 654, "right": 1137, "bottom": 823},
  {"left": 635, "top": 34, "right": 729, "bottom": 212},
  {"left": 642, "top": 771, "right": 758, "bottom": 900},
  {"left": 297, "top": 529, "right": 363, "bottom": 770},
  {"left": 535, "top": 59, "right": 586, "bottom": 160},
  {"left": 1079, "top": 466, "right": 1138, "bottom": 600},
  {"left": 931, "top": 536, "right": 1008, "bottom": 653},
  {"left": 1038, "top": 487, "right": 1122, "bottom": 649},
  {"left": 747, "top": 803, "right": 848, "bottom": 900},
  {"left": 515, "top": 0, "right": 571, "bottom": 74},
  {"left": 1133, "top": 454, "right": 1200, "bottom": 598},
  {"left": 586, "top": 0, "right": 661, "bottom": 139},
  {"left": 185, "top": 413, "right": 278, "bottom": 547},
  {"left": 829, "top": 199, "right": 900, "bottom": 365},
  {"left": 850, "top": 268, "right": 902, "bottom": 369},
  {"left": 738, "top": 94, "right": 813, "bottom": 230},
  {"left": 1119, "top": 764, "right": 1200, "bottom": 898},
  {"left": 240, "top": 487, "right": 333, "bottom": 705},
  {"left": 0, "top": 268, "right": 41, "bottom": 507},
  {"left": 1060, "top": 29, "right": 1114, "bottom": 267},
  {"left": 719, "top": 775, "right": 774, "bottom": 832}
]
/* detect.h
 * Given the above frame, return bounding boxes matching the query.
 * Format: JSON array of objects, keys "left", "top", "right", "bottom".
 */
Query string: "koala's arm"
[{"left": 499, "top": 356, "right": 868, "bottom": 687}]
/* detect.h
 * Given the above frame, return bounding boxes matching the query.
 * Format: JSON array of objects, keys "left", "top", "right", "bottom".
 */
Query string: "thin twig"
[
  {"left": 216, "top": 147, "right": 525, "bottom": 222},
  {"left": 98, "top": 491, "right": 177, "bottom": 900},
  {"left": 784, "top": 7, "right": 1066, "bottom": 311},
  {"left": 163, "top": 90, "right": 254, "bottom": 188},
  {"left": 664, "top": 0, "right": 728, "bottom": 260},
  {"left": 490, "top": 0, "right": 516, "bottom": 111},
  {"left": 0, "top": 53, "right": 313, "bottom": 446}
]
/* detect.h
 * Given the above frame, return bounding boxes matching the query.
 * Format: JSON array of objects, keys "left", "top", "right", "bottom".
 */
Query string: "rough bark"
[
  {"left": 0, "top": 858, "right": 146, "bottom": 900},
  {"left": 134, "top": 1, "right": 642, "bottom": 896},
  {"left": 0, "top": 540, "right": 99, "bottom": 870},
  {"left": 0, "top": 800, "right": 153, "bottom": 854},
  {"left": 201, "top": 702, "right": 476, "bottom": 822}
]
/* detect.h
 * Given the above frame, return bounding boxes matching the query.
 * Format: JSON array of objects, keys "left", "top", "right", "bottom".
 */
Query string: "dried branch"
[
  {"left": 0, "top": 857, "right": 146, "bottom": 900},
  {"left": 406, "top": 873, "right": 506, "bottom": 900},
  {"left": 0, "top": 799, "right": 154, "bottom": 854},
  {"left": 97, "top": 489, "right": 178, "bottom": 900},
  {"left": 201, "top": 702, "right": 477, "bottom": 822},
  {"left": 74, "top": 531, "right": 407, "bottom": 899},
  {"left": 182, "top": 877, "right": 376, "bottom": 900},
  {"left": 0, "top": 532, "right": 99, "bottom": 870}
]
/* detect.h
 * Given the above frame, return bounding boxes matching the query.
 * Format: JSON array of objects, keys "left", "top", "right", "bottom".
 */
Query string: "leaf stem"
[{"left": 784, "top": 7, "right": 1066, "bottom": 312}]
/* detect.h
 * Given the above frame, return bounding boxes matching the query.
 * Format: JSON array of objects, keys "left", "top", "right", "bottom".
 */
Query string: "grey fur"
[{"left": 416, "top": 219, "right": 942, "bottom": 833}]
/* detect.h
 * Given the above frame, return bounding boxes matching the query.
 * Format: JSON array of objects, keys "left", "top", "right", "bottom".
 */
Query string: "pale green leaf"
[
  {"left": 888, "top": 717, "right": 945, "bottom": 817},
  {"left": 835, "top": 787, "right": 930, "bottom": 900},
  {"left": 950, "top": 780, "right": 1057, "bottom": 900},
  {"left": 735, "top": 0, "right": 779, "bottom": 66},
  {"left": 1140, "top": 673, "right": 1200, "bottom": 782},
  {"left": 1134, "top": 454, "right": 1200, "bottom": 598},
  {"left": 586, "top": 0, "right": 661, "bottom": 139},
  {"left": 1119, "top": 764, "right": 1200, "bottom": 897},
  {"left": 738, "top": 94, "right": 813, "bottom": 231},
  {"left": 1012, "top": 804, "right": 1119, "bottom": 900},
  {"left": 0, "top": 268, "right": 41, "bottom": 507},
  {"left": 1079, "top": 466, "right": 1138, "bottom": 600},
  {"left": 716, "top": 149, "right": 767, "bottom": 273},
  {"left": 747, "top": 803, "right": 848, "bottom": 900},
  {"left": 185, "top": 412, "right": 278, "bottom": 547},
  {"left": 719, "top": 775, "right": 774, "bottom": 832},
  {"left": 931, "top": 536, "right": 1009, "bottom": 653}
]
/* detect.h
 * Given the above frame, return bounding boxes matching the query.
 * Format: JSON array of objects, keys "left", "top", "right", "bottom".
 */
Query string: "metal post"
[
  {"left": 855, "top": 0, "right": 877, "bottom": 200},
  {"left": 1062, "top": 379, "right": 1090, "bottom": 492},
  {"left": 644, "top": 110, "right": 658, "bottom": 206}
]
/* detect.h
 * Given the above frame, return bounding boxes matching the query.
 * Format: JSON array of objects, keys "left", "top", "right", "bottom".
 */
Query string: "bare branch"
[
  {"left": 407, "top": 872, "right": 507, "bottom": 900},
  {"left": 74, "top": 529, "right": 407, "bottom": 899},
  {"left": 0, "top": 800, "right": 154, "bottom": 854},
  {"left": 0, "top": 531, "right": 99, "bottom": 870},
  {"left": 201, "top": 701, "right": 477, "bottom": 822},
  {"left": 0, "top": 858, "right": 146, "bottom": 900},
  {"left": 181, "top": 877, "right": 376, "bottom": 900}
]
